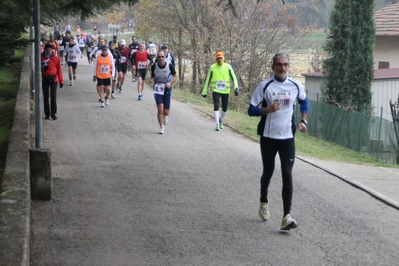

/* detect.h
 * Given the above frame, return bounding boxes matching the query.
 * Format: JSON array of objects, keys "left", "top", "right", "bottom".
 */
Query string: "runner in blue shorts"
[{"left": 150, "top": 50, "right": 177, "bottom": 134}]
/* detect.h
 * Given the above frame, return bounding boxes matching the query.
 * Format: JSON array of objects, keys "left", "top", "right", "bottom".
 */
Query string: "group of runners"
[
  {"left": 42, "top": 31, "right": 177, "bottom": 135},
  {"left": 42, "top": 24, "right": 311, "bottom": 230}
]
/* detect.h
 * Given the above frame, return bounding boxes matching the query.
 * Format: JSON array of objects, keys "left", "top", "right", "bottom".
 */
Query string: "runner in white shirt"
[
  {"left": 248, "top": 53, "right": 309, "bottom": 231},
  {"left": 64, "top": 37, "right": 82, "bottom": 86},
  {"left": 57, "top": 35, "right": 65, "bottom": 65},
  {"left": 147, "top": 40, "right": 157, "bottom": 63},
  {"left": 85, "top": 37, "right": 95, "bottom": 66},
  {"left": 78, "top": 37, "right": 85, "bottom": 58},
  {"left": 89, "top": 37, "right": 114, "bottom": 63}
]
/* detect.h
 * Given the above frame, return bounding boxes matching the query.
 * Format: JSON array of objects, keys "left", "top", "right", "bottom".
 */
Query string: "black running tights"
[
  {"left": 42, "top": 81, "right": 58, "bottom": 116},
  {"left": 212, "top": 92, "right": 229, "bottom": 112},
  {"left": 260, "top": 137, "right": 295, "bottom": 216}
]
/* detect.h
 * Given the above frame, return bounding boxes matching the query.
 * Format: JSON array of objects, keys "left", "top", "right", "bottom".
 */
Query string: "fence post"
[
  {"left": 315, "top": 92, "right": 319, "bottom": 137},
  {"left": 377, "top": 107, "right": 383, "bottom": 159},
  {"left": 358, "top": 104, "right": 365, "bottom": 152}
]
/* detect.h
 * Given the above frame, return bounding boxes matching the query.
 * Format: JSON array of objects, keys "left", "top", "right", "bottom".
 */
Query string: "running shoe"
[
  {"left": 215, "top": 125, "right": 220, "bottom": 131},
  {"left": 138, "top": 94, "right": 142, "bottom": 101},
  {"left": 105, "top": 98, "right": 110, "bottom": 106},
  {"left": 280, "top": 214, "right": 297, "bottom": 231},
  {"left": 258, "top": 202, "right": 269, "bottom": 221},
  {"left": 70, "top": 80, "right": 73, "bottom": 86},
  {"left": 158, "top": 126, "right": 165, "bottom": 134},
  {"left": 132, "top": 78, "right": 137, "bottom": 82},
  {"left": 111, "top": 92, "right": 116, "bottom": 99},
  {"left": 100, "top": 101, "right": 105, "bottom": 108},
  {"left": 219, "top": 121, "right": 224, "bottom": 129}
]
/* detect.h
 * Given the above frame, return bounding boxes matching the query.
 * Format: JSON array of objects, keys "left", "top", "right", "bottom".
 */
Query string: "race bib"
[
  {"left": 120, "top": 56, "right": 126, "bottom": 63},
  {"left": 138, "top": 61, "right": 147, "bottom": 69},
  {"left": 87, "top": 47, "right": 92, "bottom": 52},
  {"left": 68, "top": 54, "right": 76, "bottom": 60},
  {"left": 216, "top": 80, "right": 227, "bottom": 90},
  {"left": 154, "top": 83, "right": 165, "bottom": 95},
  {"left": 273, "top": 94, "right": 290, "bottom": 110},
  {"left": 101, "top": 65, "right": 109, "bottom": 74}
]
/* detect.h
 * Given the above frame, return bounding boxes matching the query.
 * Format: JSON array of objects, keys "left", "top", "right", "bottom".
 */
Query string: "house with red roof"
[{"left": 302, "top": 0, "right": 399, "bottom": 121}]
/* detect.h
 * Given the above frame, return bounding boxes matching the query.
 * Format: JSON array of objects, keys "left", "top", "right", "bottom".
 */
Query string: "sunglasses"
[{"left": 157, "top": 56, "right": 165, "bottom": 58}]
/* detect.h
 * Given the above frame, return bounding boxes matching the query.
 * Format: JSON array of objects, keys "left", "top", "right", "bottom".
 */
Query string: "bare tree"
[{"left": 133, "top": 0, "right": 313, "bottom": 110}]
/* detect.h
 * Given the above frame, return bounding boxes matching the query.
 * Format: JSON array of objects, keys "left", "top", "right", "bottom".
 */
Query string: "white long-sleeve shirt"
[
  {"left": 64, "top": 45, "right": 81, "bottom": 63},
  {"left": 89, "top": 46, "right": 114, "bottom": 62},
  {"left": 250, "top": 76, "right": 306, "bottom": 139}
]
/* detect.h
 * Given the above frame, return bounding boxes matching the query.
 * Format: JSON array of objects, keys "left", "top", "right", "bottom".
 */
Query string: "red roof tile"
[
  {"left": 301, "top": 72, "right": 324, "bottom": 77},
  {"left": 374, "top": 68, "right": 399, "bottom": 79},
  {"left": 374, "top": 0, "right": 399, "bottom": 36}
]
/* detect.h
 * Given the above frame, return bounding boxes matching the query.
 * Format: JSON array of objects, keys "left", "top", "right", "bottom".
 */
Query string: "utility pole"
[{"left": 33, "top": 0, "right": 42, "bottom": 148}]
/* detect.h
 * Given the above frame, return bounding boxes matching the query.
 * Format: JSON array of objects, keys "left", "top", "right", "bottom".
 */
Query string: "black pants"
[
  {"left": 212, "top": 92, "right": 229, "bottom": 112},
  {"left": 42, "top": 81, "right": 58, "bottom": 116},
  {"left": 260, "top": 137, "right": 295, "bottom": 216}
]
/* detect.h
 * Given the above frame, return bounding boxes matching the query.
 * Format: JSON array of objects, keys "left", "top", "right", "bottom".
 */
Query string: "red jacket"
[{"left": 41, "top": 52, "right": 64, "bottom": 84}]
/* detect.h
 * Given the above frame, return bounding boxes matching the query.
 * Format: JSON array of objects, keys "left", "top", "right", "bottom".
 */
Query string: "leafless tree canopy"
[{"left": 133, "top": 0, "right": 312, "bottom": 109}]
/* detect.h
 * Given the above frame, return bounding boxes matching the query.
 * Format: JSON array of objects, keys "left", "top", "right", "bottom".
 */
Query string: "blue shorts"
[{"left": 154, "top": 88, "right": 172, "bottom": 109}]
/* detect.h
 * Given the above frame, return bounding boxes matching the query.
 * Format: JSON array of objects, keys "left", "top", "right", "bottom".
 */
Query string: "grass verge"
[
  {"left": 172, "top": 87, "right": 393, "bottom": 168},
  {"left": 0, "top": 50, "right": 24, "bottom": 187}
]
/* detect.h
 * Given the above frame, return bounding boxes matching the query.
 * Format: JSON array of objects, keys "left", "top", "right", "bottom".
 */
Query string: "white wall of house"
[
  {"left": 371, "top": 78, "right": 399, "bottom": 121},
  {"left": 374, "top": 36, "right": 399, "bottom": 69},
  {"left": 303, "top": 76, "right": 323, "bottom": 102},
  {"left": 303, "top": 76, "right": 399, "bottom": 121}
]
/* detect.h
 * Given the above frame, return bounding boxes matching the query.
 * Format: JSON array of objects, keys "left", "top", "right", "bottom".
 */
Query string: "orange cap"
[{"left": 216, "top": 52, "right": 224, "bottom": 58}]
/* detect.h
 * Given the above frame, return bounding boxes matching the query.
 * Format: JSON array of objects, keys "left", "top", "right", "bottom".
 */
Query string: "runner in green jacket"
[{"left": 201, "top": 51, "right": 239, "bottom": 131}]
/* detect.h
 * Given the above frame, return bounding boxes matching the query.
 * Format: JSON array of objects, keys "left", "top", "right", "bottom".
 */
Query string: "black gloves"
[
  {"left": 59, "top": 83, "right": 63, "bottom": 88},
  {"left": 234, "top": 88, "right": 239, "bottom": 96},
  {"left": 202, "top": 94, "right": 207, "bottom": 99}
]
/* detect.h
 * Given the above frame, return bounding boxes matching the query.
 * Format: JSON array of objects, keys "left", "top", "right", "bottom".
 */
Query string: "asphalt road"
[{"left": 30, "top": 56, "right": 399, "bottom": 266}]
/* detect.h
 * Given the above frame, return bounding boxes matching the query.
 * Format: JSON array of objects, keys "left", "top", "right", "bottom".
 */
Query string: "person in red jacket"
[
  {"left": 131, "top": 43, "right": 153, "bottom": 100},
  {"left": 41, "top": 43, "right": 64, "bottom": 120}
]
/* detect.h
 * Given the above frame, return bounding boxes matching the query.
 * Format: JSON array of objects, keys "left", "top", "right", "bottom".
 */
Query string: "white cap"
[{"left": 120, "top": 39, "right": 126, "bottom": 45}]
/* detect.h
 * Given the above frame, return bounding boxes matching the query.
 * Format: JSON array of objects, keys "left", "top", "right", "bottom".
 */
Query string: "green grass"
[{"left": 172, "top": 88, "right": 393, "bottom": 168}]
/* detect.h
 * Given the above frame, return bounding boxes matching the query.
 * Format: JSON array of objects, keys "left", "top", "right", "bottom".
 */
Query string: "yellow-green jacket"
[{"left": 202, "top": 63, "right": 238, "bottom": 95}]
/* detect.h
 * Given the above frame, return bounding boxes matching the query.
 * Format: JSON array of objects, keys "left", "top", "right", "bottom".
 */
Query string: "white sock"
[
  {"left": 220, "top": 111, "right": 226, "bottom": 122},
  {"left": 214, "top": 111, "right": 220, "bottom": 125}
]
